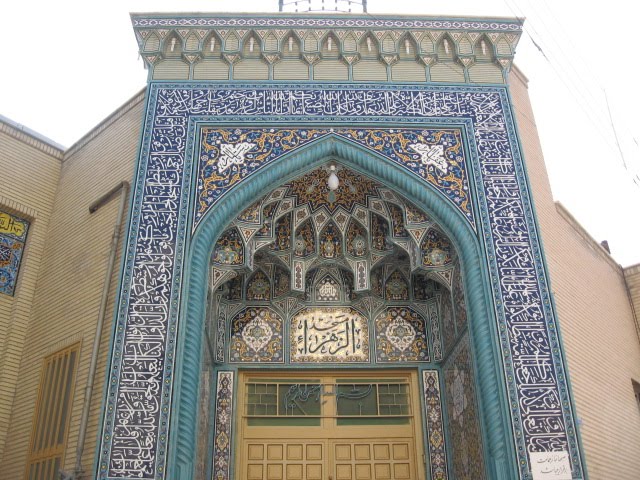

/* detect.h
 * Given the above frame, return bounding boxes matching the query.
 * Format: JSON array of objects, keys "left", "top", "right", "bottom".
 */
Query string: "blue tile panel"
[
  {"left": 197, "top": 127, "right": 474, "bottom": 228},
  {"left": 422, "top": 370, "right": 449, "bottom": 480},
  {"left": 375, "top": 307, "right": 429, "bottom": 362},
  {"left": 0, "top": 210, "right": 29, "bottom": 296},
  {"left": 212, "top": 371, "right": 234, "bottom": 480},
  {"left": 229, "top": 307, "right": 284, "bottom": 363}
]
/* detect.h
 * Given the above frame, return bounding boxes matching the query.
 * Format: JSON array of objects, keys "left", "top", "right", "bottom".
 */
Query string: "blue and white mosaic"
[
  {"left": 444, "top": 333, "right": 484, "bottom": 480},
  {"left": 422, "top": 370, "right": 449, "bottom": 480},
  {"left": 212, "top": 371, "right": 234, "bottom": 480},
  {"left": 229, "top": 307, "right": 284, "bottom": 363},
  {"left": 99, "top": 84, "right": 583, "bottom": 480},
  {"left": 374, "top": 307, "right": 429, "bottom": 362},
  {"left": 132, "top": 16, "right": 522, "bottom": 32},
  {"left": 197, "top": 127, "right": 473, "bottom": 228}
]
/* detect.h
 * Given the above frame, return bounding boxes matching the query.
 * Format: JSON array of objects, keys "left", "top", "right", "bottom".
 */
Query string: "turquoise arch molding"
[{"left": 175, "top": 136, "right": 515, "bottom": 479}]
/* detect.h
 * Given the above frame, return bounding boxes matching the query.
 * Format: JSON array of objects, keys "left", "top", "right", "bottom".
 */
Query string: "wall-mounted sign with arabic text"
[{"left": 291, "top": 307, "right": 369, "bottom": 363}]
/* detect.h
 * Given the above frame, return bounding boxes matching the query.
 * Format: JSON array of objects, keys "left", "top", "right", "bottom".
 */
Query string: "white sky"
[{"left": 3, "top": 0, "right": 639, "bottom": 266}]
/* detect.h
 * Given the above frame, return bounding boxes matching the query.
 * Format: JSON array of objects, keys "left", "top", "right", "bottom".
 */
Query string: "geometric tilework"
[
  {"left": 212, "top": 371, "right": 234, "bottom": 480},
  {"left": 132, "top": 15, "right": 524, "bottom": 31},
  {"left": 374, "top": 307, "right": 429, "bottom": 362},
  {"left": 99, "top": 83, "right": 585, "bottom": 480},
  {"left": 422, "top": 370, "right": 449, "bottom": 480},
  {"left": 428, "top": 301, "right": 443, "bottom": 362},
  {"left": 197, "top": 127, "right": 474, "bottom": 228},
  {"left": 229, "top": 307, "right": 284, "bottom": 363},
  {"left": 0, "top": 210, "right": 29, "bottom": 296},
  {"left": 440, "top": 292, "right": 456, "bottom": 356},
  {"left": 444, "top": 334, "right": 485, "bottom": 480}
]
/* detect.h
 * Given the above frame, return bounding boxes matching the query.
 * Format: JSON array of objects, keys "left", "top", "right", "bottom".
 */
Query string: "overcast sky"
[{"left": 3, "top": 0, "right": 639, "bottom": 266}]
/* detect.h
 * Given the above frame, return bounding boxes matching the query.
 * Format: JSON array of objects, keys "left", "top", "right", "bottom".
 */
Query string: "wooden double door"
[{"left": 237, "top": 371, "right": 425, "bottom": 480}]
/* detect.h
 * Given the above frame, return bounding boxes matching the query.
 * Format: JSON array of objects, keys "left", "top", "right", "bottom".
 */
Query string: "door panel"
[
  {"left": 243, "top": 440, "right": 326, "bottom": 480},
  {"left": 237, "top": 371, "right": 424, "bottom": 480},
  {"left": 331, "top": 439, "right": 415, "bottom": 480}
]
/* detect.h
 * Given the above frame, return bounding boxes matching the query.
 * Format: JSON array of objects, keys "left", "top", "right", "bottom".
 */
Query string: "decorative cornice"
[
  {"left": 182, "top": 53, "right": 201, "bottom": 64},
  {"left": 131, "top": 13, "right": 523, "bottom": 31},
  {"left": 262, "top": 53, "right": 281, "bottom": 64},
  {"left": 419, "top": 54, "right": 436, "bottom": 66},
  {"left": 341, "top": 53, "right": 360, "bottom": 64},
  {"left": 381, "top": 54, "right": 398, "bottom": 66},
  {"left": 132, "top": 12, "right": 521, "bottom": 85},
  {"left": 223, "top": 53, "right": 241, "bottom": 64},
  {"left": 303, "top": 53, "right": 320, "bottom": 65}
]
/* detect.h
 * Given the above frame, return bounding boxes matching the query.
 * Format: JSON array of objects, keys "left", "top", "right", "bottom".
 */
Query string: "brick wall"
[
  {"left": 0, "top": 121, "right": 62, "bottom": 464},
  {"left": 0, "top": 93, "right": 142, "bottom": 477}
]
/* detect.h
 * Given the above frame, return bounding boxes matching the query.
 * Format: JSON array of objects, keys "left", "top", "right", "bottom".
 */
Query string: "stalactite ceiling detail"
[{"left": 210, "top": 165, "right": 458, "bottom": 296}]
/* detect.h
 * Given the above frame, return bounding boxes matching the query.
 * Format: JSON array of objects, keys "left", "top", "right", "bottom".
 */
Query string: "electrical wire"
[
  {"left": 500, "top": 0, "right": 640, "bottom": 190},
  {"left": 275, "top": 0, "right": 639, "bottom": 191}
]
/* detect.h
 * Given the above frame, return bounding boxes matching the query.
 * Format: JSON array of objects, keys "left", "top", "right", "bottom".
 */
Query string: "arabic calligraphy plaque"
[
  {"left": 530, "top": 451, "right": 572, "bottom": 480},
  {"left": 290, "top": 307, "right": 369, "bottom": 363}
]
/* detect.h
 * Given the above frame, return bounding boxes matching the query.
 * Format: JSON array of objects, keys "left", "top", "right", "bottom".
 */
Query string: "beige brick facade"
[
  {"left": 0, "top": 94, "right": 142, "bottom": 477},
  {"left": 0, "top": 119, "right": 63, "bottom": 464}
]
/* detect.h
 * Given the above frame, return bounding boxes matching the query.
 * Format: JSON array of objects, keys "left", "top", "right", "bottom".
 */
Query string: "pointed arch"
[
  {"left": 143, "top": 32, "right": 160, "bottom": 52},
  {"left": 393, "top": 33, "right": 426, "bottom": 81},
  {"left": 381, "top": 32, "right": 396, "bottom": 53},
  {"left": 354, "top": 33, "right": 387, "bottom": 81},
  {"left": 436, "top": 33, "right": 456, "bottom": 59},
  {"left": 468, "top": 35, "right": 504, "bottom": 83},
  {"left": 161, "top": 31, "right": 183, "bottom": 57},
  {"left": 359, "top": 33, "right": 380, "bottom": 57},
  {"left": 184, "top": 32, "right": 200, "bottom": 52},
  {"left": 172, "top": 135, "right": 513, "bottom": 478},
  {"left": 458, "top": 35, "right": 473, "bottom": 56},
  {"left": 474, "top": 34, "right": 495, "bottom": 60},
  {"left": 283, "top": 31, "right": 303, "bottom": 56},
  {"left": 321, "top": 32, "right": 340, "bottom": 57},
  {"left": 224, "top": 31, "right": 240, "bottom": 51},
  {"left": 398, "top": 33, "right": 418, "bottom": 59},
  {"left": 203, "top": 31, "right": 222, "bottom": 57},
  {"left": 241, "top": 32, "right": 262, "bottom": 57},
  {"left": 343, "top": 32, "right": 358, "bottom": 52},
  {"left": 264, "top": 31, "right": 279, "bottom": 52}
]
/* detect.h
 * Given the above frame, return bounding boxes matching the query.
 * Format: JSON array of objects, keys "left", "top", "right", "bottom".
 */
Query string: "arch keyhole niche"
[{"left": 191, "top": 163, "right": 495, "bottom": 480}]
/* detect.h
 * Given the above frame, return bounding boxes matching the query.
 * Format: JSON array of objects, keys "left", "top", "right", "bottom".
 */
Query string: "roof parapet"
[{"left": 131, "top": 12, "right": 522, "bottom": 85}]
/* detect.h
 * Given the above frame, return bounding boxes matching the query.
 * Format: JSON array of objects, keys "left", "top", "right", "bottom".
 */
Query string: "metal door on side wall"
[{"left": 237, "top": 371, "right": 425, "bottom": 480}]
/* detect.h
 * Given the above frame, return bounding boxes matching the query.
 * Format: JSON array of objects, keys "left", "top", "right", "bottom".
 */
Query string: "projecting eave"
[{"left": 130, "top": 11, "right": 523, "bottom": 29}]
